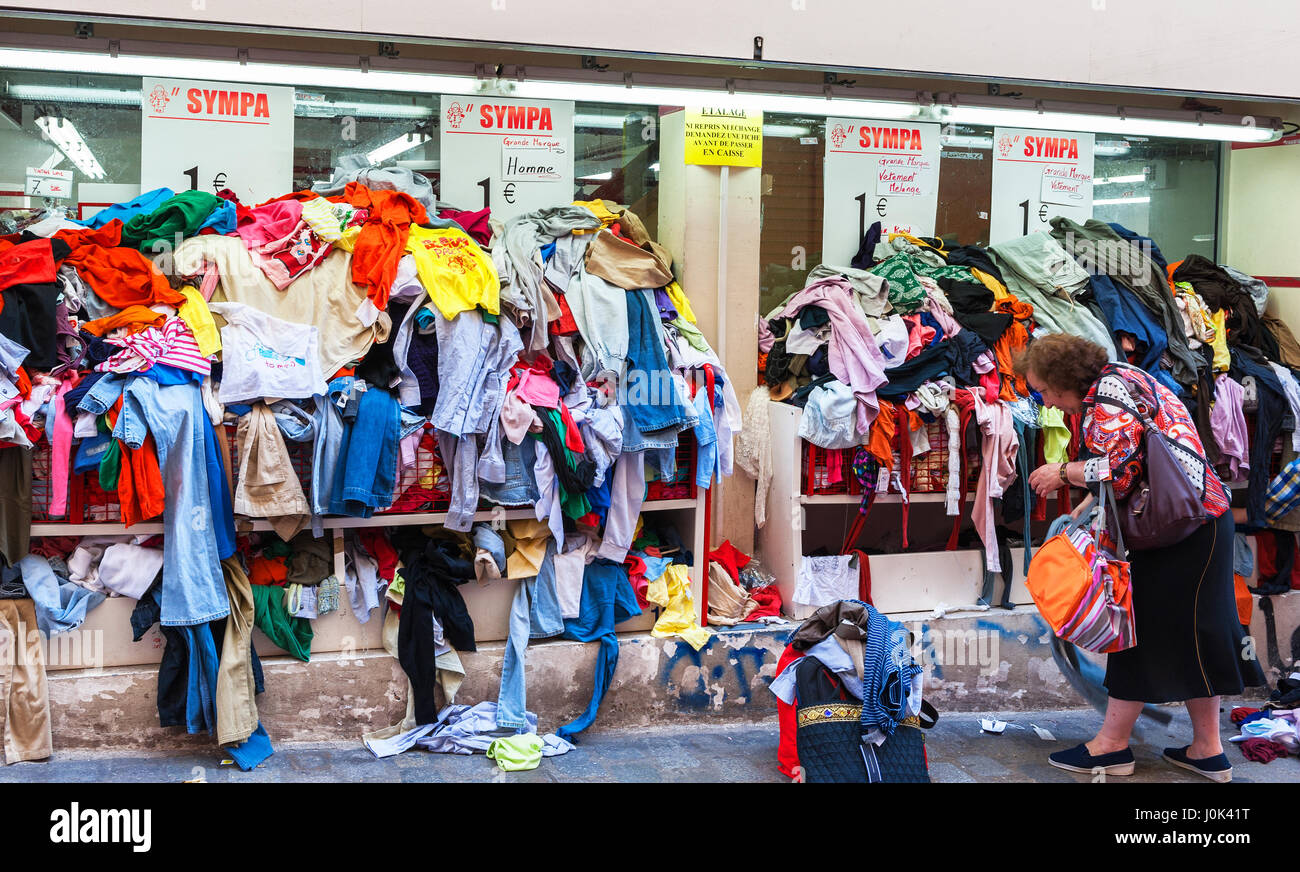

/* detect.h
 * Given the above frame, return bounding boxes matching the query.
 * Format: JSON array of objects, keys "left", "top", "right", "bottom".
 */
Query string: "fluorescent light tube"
[
  {"left": 365, "top": 132, "right": 431, "bottom": 165},
  {"left": 35, "top": 115, "right": 105, "bottom": 179},
  {"left": 1095, "top": 173, "right": 1147, "bottom": 185},
  {"left": 1093, "top": 196, "right": 1151, "bottom": 205},
  {"left": 943, "top": 104, "right": 1274, "bottom": 142}
]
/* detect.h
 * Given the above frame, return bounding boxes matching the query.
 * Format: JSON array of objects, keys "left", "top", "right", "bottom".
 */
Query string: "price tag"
[
  {"left": 140, "top": 77, "right": 294, "bottom": 206},
  {"left": 822, "top": 119, "right": 941, "bottom": 266},
  {"left": 25, "top": 167, "right": 73, "bottom": 199},
  {"left": 990, "top": 127, "right": 1093, "bottom": 244},
  {"left": 440, "top": 96, "right": 574, "bottom": 223}
]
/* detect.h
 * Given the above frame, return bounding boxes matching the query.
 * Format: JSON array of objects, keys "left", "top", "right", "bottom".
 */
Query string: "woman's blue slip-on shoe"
[
  {"left": 1162, "top": 745, "right": 1232, "bottom": 783},
  {"left": 1048, "top": 742, "right": 1135, "bottom": 775}
]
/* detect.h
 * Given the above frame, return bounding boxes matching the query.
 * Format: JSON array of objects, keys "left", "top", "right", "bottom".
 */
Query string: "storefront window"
[
  {"left": 0, "top": 67, "right": 658, "bottom": 234},
  {"left": 759, "top": 114, "right": 1222, "bottom": 314}
]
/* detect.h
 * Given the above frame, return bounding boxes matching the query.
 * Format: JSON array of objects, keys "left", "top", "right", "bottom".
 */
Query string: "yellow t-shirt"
[
  {"left": 177, "top": 286, "right": 221, "bottom": 356},
  {"left": 406, "top": 226, "right": 500, "bottom": 319},
  {"left": 1210, "top": 309, "right": 1231, "bottom": 372},
  {"left": 571, "top": 199, "right": 620, "bottom": 233}
]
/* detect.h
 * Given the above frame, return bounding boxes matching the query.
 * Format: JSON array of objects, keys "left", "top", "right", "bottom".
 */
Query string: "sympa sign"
[
  {"left": 439, "top": 96, "right": 574, "bottom": 223},
  {"left": 139, "top": 77, "right": 294, "bottom": 205},
  {"left": 990, "top": 127, "right": 1094, "bottom": 244},
  {"left": 822, "top": 119, "right": 941, "bottom": 265}
]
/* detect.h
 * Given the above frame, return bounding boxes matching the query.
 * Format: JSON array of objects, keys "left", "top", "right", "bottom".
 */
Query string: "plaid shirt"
[{"left": 1265, "top": 457, "right": 1300, "bottom": 522}]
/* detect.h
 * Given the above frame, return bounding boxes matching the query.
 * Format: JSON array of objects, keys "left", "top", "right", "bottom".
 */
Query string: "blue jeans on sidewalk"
[
  {"left": 496, "top": 540, "right": 565, "bottom": 730},
  {"left": 81, "top": 376, "right": 230, "bottom": 626}
]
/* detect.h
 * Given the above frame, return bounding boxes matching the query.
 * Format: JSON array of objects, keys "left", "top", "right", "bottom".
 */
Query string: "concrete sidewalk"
[{"left": 2, "top": 705, "right": 1296, "bottom": 782}]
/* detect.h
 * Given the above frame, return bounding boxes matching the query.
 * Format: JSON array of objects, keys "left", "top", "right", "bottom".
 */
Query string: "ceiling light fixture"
[
  {"left": 365, "top": 132, "right": 431, "bottom": 165},
  {"left": 35, "top": 115, "right": 105, "bottom": 179}
]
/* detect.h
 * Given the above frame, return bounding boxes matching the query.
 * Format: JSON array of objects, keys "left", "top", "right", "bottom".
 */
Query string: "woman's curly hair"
[{"left": 1012, "top": 333, "right": 1109, "bottom": 398}]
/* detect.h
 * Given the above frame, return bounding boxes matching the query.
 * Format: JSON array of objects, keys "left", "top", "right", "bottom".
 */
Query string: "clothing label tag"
[{"left": 876, "top": 465, "right": 890, "bottom": 493}]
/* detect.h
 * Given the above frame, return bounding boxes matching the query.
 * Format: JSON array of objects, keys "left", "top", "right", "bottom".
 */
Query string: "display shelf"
[
  {"left": 799, "top": 492, "right": 971, "bottom": 505},
  {"left": 759, "top": 402, "right": 1037, "bottom": 617},
  {"left": 31, "top": 489, "right": 711, "bottom": 645}
]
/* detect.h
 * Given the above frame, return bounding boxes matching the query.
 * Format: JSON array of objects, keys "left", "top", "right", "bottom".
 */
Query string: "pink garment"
[
  {"left": 974, "top": 352, "right": 999, "bottom": 402},
  {"left": 778, "top": 277, "right": 888, "bottom": 433},
  {"left": 248, "top": 219, "right": 332, "bottom": 290},
  {"left": 757, "top": 317, "right": 775, "bottom": 354},
  {"left": 48, "top": 375, "right": 79, "bottom": 517},
  {"left": 902, "top": 315, "right": 935, "bottom": 361},
  {"left": 1212, "top": 374, "right": 1250, "bottom": 483},
  {"left": 95, "top": 317, "right": 211, "bottom": 376},
  {"left": 199, "top": 262, "right": 220, "bottom": 301},
  {"left": 234, "top": 199, "right": 304, "bottom": 248},
  {"left": 967, "top": 389, "right": 1019, "bottom": 573},
  {"left": 509, "top": 357, "right": 561, "bottom": 409}
]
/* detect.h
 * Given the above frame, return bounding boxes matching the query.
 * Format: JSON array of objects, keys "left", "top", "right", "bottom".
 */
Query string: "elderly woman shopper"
[{"left": 1016, "top": 333, "right": 1263, "bottom": 782}]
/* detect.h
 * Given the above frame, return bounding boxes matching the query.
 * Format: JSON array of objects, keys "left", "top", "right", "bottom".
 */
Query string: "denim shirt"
[{"left": 432, "top": 309, "right": 523, "bottom": 530}]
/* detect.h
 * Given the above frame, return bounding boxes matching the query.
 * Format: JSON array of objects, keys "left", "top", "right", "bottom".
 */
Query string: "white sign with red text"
[
  {"left": 140, "top": 77, "right": 294, "bottom": 206},
  {"left": 441, "top": 96, "right": 574, "bottom": 222},
  {"left": 990, "top": 127, "right": 1093, "bottom": 245},
  {"left": 822, "top": 118, "right": 941, "bottom": 266}
]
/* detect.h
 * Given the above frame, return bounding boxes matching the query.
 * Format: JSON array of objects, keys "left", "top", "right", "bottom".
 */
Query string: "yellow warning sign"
[{"left": 684, "top": 107, "right": 763, "bottom": 167}]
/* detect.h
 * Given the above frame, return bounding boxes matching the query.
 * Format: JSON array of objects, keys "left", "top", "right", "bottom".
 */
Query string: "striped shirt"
[{"left": 96, "top": 317, "right": 212, "bottom": 377}]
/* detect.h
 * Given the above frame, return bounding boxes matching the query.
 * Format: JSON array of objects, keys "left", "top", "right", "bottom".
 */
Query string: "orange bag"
[{"left": 1025, "top": 486, "right": 1136, "bottom": 654}]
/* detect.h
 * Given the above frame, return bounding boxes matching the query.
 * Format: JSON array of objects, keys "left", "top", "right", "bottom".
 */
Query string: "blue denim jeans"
[
  {"left": 692, "top": 382, "right": 719, "bottom": 489},
  {"left": 621, "top": 289, "right": 695, "bottom": 439},
  {"left": 81, "top": 376, "right": 230, "bottom": 626},
  {"left": 310, "top": 377, "right": 353, "bottom": 521},
  {"left": 480, "top": 436, "right": 540, "bottom": 506},
  {"left": 329, "top": 383, "right": 400, "bottom": 518},
  {"left": 496, "top": 540, "right": 565, "bottom": 730}
]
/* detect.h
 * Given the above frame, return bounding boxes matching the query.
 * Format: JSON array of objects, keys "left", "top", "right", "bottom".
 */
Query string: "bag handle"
[{"left": 1099, "top": 480, "right": 1128, "bottom": 560}]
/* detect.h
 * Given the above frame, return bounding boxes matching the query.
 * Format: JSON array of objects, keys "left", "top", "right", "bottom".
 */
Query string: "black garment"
[
  {"left": 793, "top": 656, "right": 869, "bottom": 783},
  {"left": 0, "top": 282, "right": 60, "bottom": 370},
  {"left": 78, "top": 331, "right": 122, "bottom": 367},
  {"left": 1229, "top": 347, "right": 1288, "bottom": 525},
  {"left": 877, "top": 330, "right": 989, "bottom": 400},
  {"left": 63, "top": 370, "right": 107, "bottom": 413},
  {"left": 1251, "top": 531, "right": 1296, "bottom": 597},
  {"left": 808, "top": 345, "right": 830, "bottom": 377},
  {"left": 1174, "top": 255, "right": 1278, "bottom": 360},
  {"left": 1105, "top": 510, "right": 1264, "bottom": 702},
  {"left": 355, "top": 300, "right": 409, "bottom": 388},
  {"left": 128, "top": 589, "right": 189, "bottom": 727},
  {"left": 395, "top": 530, "right": 476, "bottom": 724},
  {"left": 937, "top": 277, "right": 1013, "bottom": 347},
  {"left": 764, "top": 338, "right": 793, "bottom": 388},
  {"left": 0, "top": 447, "right": 31, "bottom": 567},
  {"left": 850, "top": 220, "right": 882, "bottom": 270},
  {"left": 798, "top": 305, "right": 830, "bottom": 330},
  {"left": 534, "top": 411, "right": 595, "bottom": 496},
  {"left": 944, "top": 245, "right": 1005, "bottom": 285},
  {"left": 1189, "top": 342, "right": 1222, "bottom": 469}
]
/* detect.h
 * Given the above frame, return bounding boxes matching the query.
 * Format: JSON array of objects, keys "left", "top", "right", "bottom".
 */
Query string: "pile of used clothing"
[
  {"left": 743, "top": 219, "right": 1300, "bottom": 609},
  {"left": 1228, "top": 673, "right": 1300, "bottom": 764},
  {"left": 770, "top": 599, "right": 934, "bottom": 783},
  {"left": 0, "top": 169, "right": 731, "bottom": 765}
]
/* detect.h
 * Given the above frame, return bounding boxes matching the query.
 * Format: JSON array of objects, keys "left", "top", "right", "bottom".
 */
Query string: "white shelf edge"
[{"left": 30, "top": 497, "right": 700, "bottom": 537}]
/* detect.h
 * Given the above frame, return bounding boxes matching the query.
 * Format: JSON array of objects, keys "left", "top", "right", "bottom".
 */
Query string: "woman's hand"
[{"left": 1029, "top": 463, "right": 1064, "bottom": 499}]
